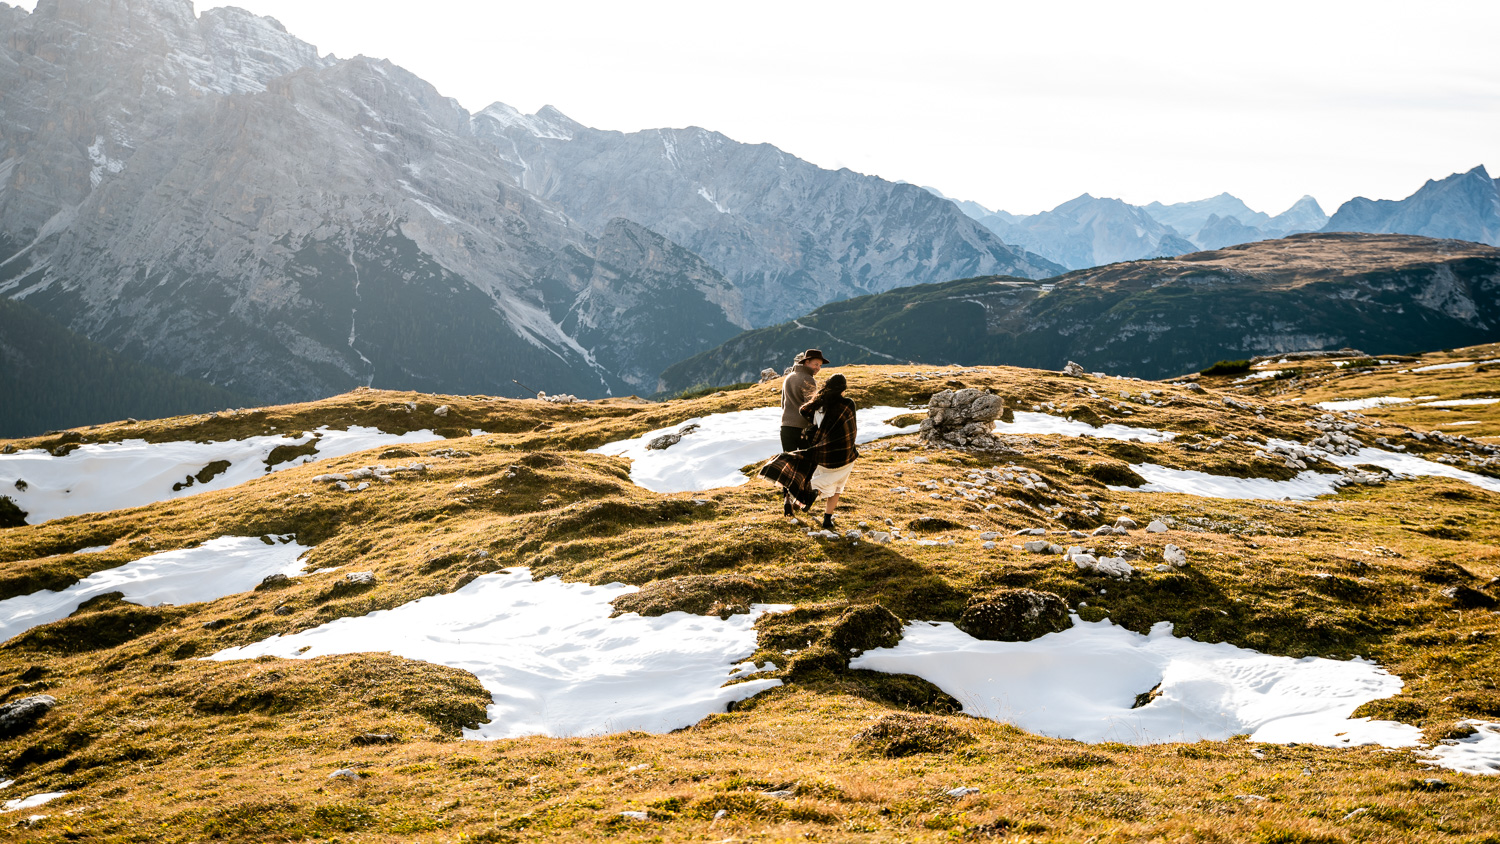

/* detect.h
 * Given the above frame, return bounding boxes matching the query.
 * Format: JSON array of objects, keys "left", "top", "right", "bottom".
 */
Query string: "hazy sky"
[{"left": 12, "top": 0, "right": 1499, "bottom": 215}]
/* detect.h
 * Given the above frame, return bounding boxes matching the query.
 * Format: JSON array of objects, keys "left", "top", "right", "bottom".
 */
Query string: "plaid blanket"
[
  {"left": 803, "top": 398, "right": 860, "bottom": 470},
  {"left": 759, "top": 451, "right": 819, "bottom": 508},
  {"left": 759, "top": 397, "right": 860, "bottom": 508}
]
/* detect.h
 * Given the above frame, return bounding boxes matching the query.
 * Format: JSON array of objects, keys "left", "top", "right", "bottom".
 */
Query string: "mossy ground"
[{"left": 1, "top": 348, "right": 1498, "bottom": 842}]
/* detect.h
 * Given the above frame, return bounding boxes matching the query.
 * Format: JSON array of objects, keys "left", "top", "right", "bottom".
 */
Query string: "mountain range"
[
  {"left": 659, "top": 232, "right": 1500, "bottom": 392},
  {"left": 2, "top": 0, "right": 1499, "bottom": 436},
  {"left": 0, "top": 0, "right": 1055, "bottom": 426},
  {"left": 931, "top": 165, "right": 1500, "bottom": 272}
]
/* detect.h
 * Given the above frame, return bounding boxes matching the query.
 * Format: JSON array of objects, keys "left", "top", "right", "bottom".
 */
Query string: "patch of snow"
[
  {"left": 0, "top": 536, "right": 313, "bottom": 644},
  {"left": 1413, "top": 361, "right": 1477, "bottom": 372},
  {"left": 1113, "top": 464, "right": 1344, "bottom": 500},
  {"left": 1419, "top": 398, "right": 1498, "bottom": 407},
  {"left": 1233, "top": 370, "right": 1286, "bottom": 383},
  {"left": 696, "top": 186, "right": 730, "bottom": 214},
  {"left": 591, "top": 406, "right": 913, "bottom": 493},
  {"left": 1420, "top": 721, "right": 1500, "bottom": 775},
  {"left": 850, "top": 617, "right": 1422, "bottom": 747},
  {"left": 994, "top": 412, "right": 1176, "bottom": 443},
  {"left": 207, "top": 568, "right": 782, "bottom": 738},
  {"left": 73, "top": 545, "right": 111, "bottom": 554},
  {"left": 0, "top": 426, "right": 444, "bottom": 524},
  {"left": 2, "top": 792, "right": 67, "bottom": 813},
  {"left": 1320, "top": 448, "right": 1500, "bottom": 494},
  {"left": 1314, "top": 397, "right": 1413, "bottom": 412}
]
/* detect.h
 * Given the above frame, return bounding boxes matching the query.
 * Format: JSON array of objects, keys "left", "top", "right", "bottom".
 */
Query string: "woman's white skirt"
[{"left": 810, "top": 461, "right": 856, "bottom": 499}]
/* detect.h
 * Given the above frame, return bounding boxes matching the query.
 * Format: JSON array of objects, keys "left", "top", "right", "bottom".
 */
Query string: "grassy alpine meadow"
[{"left": 1, "top": 346, "right": 1498, "bottom": 842}]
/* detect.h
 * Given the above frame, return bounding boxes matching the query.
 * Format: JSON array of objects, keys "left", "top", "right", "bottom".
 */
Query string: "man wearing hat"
[{"left": 780, "top": 349, "right": 827, "bottom": 452}]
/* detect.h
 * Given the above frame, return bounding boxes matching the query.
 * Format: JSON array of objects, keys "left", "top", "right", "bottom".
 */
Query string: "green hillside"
[{"left": 660, "top": 233, "right": 1500, "bottom": 394}]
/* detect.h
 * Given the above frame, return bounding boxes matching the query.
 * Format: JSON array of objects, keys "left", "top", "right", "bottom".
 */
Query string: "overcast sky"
[{"left": 13, "top": 0, "right": 1498, "bottom": 215}]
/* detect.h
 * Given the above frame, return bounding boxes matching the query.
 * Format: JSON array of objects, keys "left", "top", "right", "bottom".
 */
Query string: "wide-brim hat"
[{"left": 800, "top": 348, "right": 829, "bottom": 364}]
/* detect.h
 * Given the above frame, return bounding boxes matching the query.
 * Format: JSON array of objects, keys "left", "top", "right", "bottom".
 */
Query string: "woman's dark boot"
[
  {"left": 821, "top": 513, "right": 835, "bottom": 531},
  {"left": 783, "top": 496, "right": 795, "bottom": 517}
]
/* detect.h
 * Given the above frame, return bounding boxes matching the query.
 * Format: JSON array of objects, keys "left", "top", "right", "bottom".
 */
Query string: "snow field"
[
  {"left": 1314, "top": 397, "right": 1424, "bottom": 412},
  {"left": 208, "top": 568, "right": 783, "bottom": 739},
  {"left": 851, "top": 617, "right": 1421, "bottom": 747},
  {"left": 0, "top": 426, "right": 444, "bottom": 524},
  {"left": 0, "top": 535, "right": 313, "bottom": 644},
  {"left": 994, "top": 411, "right": 1177, "bottom": 443},
  {"left": 590, "top": 405, "right": 913, "bottom": 493}
]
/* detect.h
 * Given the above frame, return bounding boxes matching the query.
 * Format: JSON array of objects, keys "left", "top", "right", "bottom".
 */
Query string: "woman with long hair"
[{"left": 759, "top": 373, "right": 859, "bottom": 531}]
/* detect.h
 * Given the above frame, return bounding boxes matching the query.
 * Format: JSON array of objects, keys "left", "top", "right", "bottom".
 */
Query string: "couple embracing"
[{"left": 760, "top": 348, "right": 860, "bottom": 531}]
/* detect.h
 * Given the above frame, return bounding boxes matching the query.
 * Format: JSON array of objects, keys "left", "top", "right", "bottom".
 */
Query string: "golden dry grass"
[{"left": 1, "top": 349, "right": 1498, "bottom": 842}]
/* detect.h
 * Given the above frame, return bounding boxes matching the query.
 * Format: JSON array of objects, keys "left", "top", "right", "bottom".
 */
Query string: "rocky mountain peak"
[{"left": 1324, "top": 166, "right": 1500, "bottom": 247}]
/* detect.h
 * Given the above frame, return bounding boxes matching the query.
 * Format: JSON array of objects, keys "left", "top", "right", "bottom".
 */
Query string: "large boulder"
[
  {"left": 957, "top": 589, "right": 1070, "bottom": 641},
  {"left": 919, "top": 389, "right": 1005, "bottom": 450}
]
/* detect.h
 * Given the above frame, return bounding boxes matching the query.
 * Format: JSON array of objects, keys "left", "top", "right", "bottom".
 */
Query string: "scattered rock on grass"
[
  {"left": 1163, "top": 545, "right": 1188, "bottom": 567},
  {"left": 1146, "top": 520, "right": 1169, "bottom": 533},
  {"left": 0, "top": 695, "right": 57, "bottom": 739},
  {"left": 351, "top": 733, "right": 400, "bottom": 746}
]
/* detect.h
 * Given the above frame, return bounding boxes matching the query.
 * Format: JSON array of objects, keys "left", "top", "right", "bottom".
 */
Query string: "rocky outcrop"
[{"left": 920, "top": 389, "right": 1004, "bottom": 450}]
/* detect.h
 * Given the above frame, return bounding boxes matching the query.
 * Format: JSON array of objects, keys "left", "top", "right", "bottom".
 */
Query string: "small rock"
[
  {"left": 619, "top": 810, "right": 649, "bottom": 820},
  {"left": 1153, "top": 564, "right": 1172, "bottom": 573},
  {"left": 911, "top": 456, "right": 930, "bottom": 464},
  {"left": 1090, "top": 525, "right": 1115, "bottom": 537},
  {"left": 758, "top": 368, "right": 780, "bottom": 384},
  {"left": 866, "top": 531, "right": 893, "bottom": 544},
  {"left": 947, "top": 786, "right": 981, "bottom": 797},
  {"left": 1114, "top": 516, "right": 1138, "bottom": 530},
  {"left": 1023, "top": 540, "right": 1052, "bottom": 553},
  {"left": 763, "top": 789, "right": 796, "bottom": 799},
  {"left": 329, "top": 768, "right": 361, "bottom": 780},
  {"left": 273, "top": 605, "right": 294, "bottom": 616},
  {"left": 979, "top": 531, "right": 1001, "bottom": 541},
  {"left": 1014, "top": 527, "right": 1046, "bottom": 536},
  {"left": 1061, "top": 361, "right": 1086, "bottom": 377},
  {"left": 345, "top": 571, "right": 376, "bottom": 585},
  {"left": 646, "top": 433, "right": 682, "bottom": 450},
  {"left": 1163, "top": 544, "right": 1188, "bottom": 567},
  {"left": 1146, "top": 520, "right": 1169, "bottom": 533},
  {"left": 1440, "top": 585, "right": 1497, "bottom": 610},
  {"left": 433, "top": 405, "right": 450, "bottom": 417},
  {"left": 844, "top": 529, "right": 863, "bottom": 540},
  {"left": 351, "top": 733, "right": 400, "bottom": 746},
  {"left": 256, "top": 572, "right": 291, "bottom": 590},
  {"left": 0, "top": 695, "right": 57, "bottom": 739}
]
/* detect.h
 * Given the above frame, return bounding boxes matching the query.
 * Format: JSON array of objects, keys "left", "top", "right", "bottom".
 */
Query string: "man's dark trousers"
[{"left": 780, "top": 426, "right": 805, "bottom": 453}]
